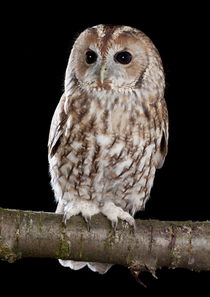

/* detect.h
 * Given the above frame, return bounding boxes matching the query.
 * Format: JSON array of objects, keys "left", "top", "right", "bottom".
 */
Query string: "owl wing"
[
  {"left": 48, "top": 94, "right": 67, "bottom": 158},
  {"left": 155, "top": 98, "right": 169, "bottom": 169}
]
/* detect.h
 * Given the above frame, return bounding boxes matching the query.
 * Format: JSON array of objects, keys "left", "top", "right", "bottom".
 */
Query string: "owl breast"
[{"left": 50, "top": 91, "right": 161, "bottom": 216}]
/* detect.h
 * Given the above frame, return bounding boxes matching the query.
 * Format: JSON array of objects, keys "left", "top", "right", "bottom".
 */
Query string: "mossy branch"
[{"left": 0, "top": 208, "right": 210, "bottom": 273}]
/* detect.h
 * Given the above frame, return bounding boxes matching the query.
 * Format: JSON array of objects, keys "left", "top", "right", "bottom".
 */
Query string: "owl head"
[{"left": 65, "top": 24, "right": 165, "bottom": 98}]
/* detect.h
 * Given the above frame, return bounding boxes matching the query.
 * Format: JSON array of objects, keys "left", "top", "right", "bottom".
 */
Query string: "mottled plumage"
[{"left": 48, "top": 24, "right": 168, "bottom": 274}]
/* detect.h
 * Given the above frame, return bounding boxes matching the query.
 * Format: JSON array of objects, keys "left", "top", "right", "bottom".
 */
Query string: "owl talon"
[
  {"left": 62, "top": 213, "right": 67, "bottom": 227},
  {"left": 112, "top": 221, "right": 117, "bottom": 234},
  {"left": 100, "top": 201, "right": 135, "bottom": 234},
  {"left": 122, "top": 220, "right": 136, "bottom": 234},
  {"left": 85, "top": 217, "right": 92, "bottom": 232},
  {"left": 132, "top": 222, "right": 136, "bottom": 235}
]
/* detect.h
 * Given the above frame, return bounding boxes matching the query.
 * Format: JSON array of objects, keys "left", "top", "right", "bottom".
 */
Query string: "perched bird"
[{"left": 48, "top": 24, "right": 168, "bottom": 274}]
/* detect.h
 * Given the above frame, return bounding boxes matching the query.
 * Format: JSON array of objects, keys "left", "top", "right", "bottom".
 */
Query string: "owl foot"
[
  {"left": 61, "top": 199, "right": 100, "bottom": 230},
  {"left": 100, "top": 201, "right": 135, "bottom": 232}
]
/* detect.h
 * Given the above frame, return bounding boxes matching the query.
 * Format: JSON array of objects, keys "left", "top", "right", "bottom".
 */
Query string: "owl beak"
[{"left": 100, "top": 65, "right": 107, "bottom": 84}]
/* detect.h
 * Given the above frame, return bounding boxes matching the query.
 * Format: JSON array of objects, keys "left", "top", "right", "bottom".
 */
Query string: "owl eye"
[
  {"left": 114, "top": 51, "right": 132, "bottom": 65},
  {"left": 86, "top": 50, "right": 97, "bottom": 64}
]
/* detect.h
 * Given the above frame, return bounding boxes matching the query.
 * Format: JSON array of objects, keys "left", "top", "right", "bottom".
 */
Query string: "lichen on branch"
[{"left": 0, "top": 208, "right": 210, "bottom": 273}]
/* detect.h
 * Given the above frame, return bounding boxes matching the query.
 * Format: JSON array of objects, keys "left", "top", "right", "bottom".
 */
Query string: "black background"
[{"left": 1, "top": 3, "right": 209, "bottom": 295}]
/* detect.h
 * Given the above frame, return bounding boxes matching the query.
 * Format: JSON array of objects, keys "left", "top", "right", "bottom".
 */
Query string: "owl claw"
[
  {"left": 85, "top": 217, "right": 92, "bottom": 232},
  {"left": 132, "top": 221, "right": 136, "bottom": 235},
  {"left": 59, "top": 199, "right": 100, "bottom": 229},
  {"left": 62, "top": 213, "right": 67, "bottom": 227},
  {"left": 122, "top": 220, "right": 136, "bottom": 234},
  {"left": 100, "top": 201, "right": 135, "bottom": 233},
  {"left": 112, "top": 221, "right": 117, "bottom": 234}
]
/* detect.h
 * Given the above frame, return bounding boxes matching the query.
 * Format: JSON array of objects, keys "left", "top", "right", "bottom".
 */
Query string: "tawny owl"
[{"left": 48, "top": 24, "right": 168, "bottom": 274}]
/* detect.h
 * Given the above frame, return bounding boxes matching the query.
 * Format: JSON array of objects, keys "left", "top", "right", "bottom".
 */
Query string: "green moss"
[
  {"left": 55, "top": 237, "right": 70, "bottom": 259},
  {"left": 104, "top": 230, "right": 115, "bottom": 249},
  {"left": 0, "top": 209, "right": 22, "bottom": 263},
  {"left": 59, "top": 240, "right": 70, "bottom": 258},
  {"left": 0, "top": 236, "right": 21, "bottom": 263},
  {"left": 55, "top": 223, "right": 70, "bottom": 259},
  {"left": 39, "top": 213, "right": 44, "bottom": 232}
]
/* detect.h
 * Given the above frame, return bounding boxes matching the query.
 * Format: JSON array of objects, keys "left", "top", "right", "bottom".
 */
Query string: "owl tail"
[{"left": 59, "top": 259, "right": 113, "bottom": 274}]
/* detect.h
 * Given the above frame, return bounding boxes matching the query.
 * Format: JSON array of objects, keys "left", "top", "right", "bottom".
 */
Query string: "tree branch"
[{"left": 0, "top": 208, "right": 209, "bottom": 273}]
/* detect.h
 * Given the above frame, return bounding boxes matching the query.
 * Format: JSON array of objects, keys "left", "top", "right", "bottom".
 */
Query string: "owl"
[{"left": 48, "top": 24, "right": 168, "bottom": 274}]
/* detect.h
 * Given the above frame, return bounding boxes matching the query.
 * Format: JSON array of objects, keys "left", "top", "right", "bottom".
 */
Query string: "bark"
[{"left": 0, "top": 207, "right": 210, "bottom": 273}]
